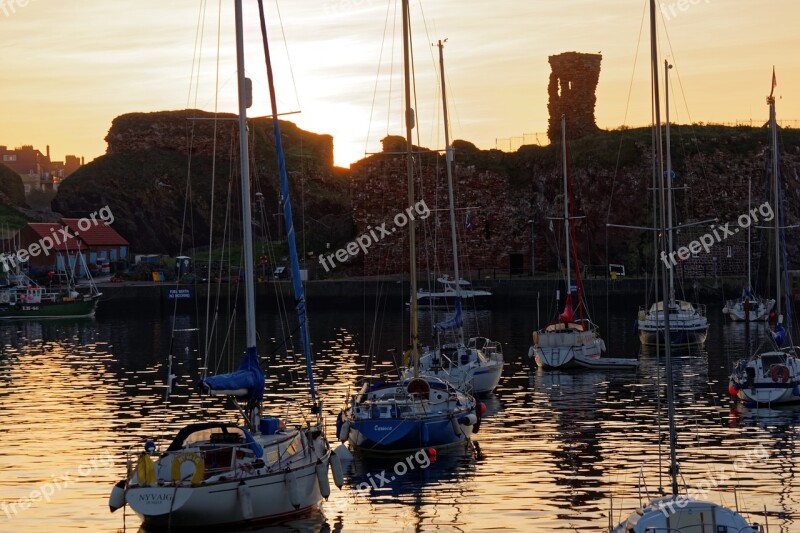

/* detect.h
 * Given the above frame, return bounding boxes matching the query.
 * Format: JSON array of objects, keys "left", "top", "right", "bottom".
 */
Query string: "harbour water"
[{"left": 0, "top": 297, "right": 797, "bottom": 532}]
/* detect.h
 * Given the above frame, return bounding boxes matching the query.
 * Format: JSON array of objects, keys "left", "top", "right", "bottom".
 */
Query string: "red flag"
[{"left": 770, "top": 67, "right": 777, "bottom": 98}]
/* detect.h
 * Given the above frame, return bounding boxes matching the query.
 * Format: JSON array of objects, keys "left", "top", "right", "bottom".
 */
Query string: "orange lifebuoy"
[{"left": 770, "top": 365, "right": 790, "bottom": 383}]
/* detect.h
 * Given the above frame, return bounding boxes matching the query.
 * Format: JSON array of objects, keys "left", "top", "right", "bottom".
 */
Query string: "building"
[
  {"left": 10, "top": 219, "right": 128, "bottom": 277},
  {"left": 0, "top": 144, "right": 84, "bottom": 193},
  {"left": 61, "top": 218, "right": 129, "bottom": 267}
]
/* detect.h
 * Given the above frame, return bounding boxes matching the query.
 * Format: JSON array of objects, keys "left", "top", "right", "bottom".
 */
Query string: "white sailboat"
[
  {"left": 729, "top": 75, "right": 800, "bottom": 405},
  {"left": 636, "top": 52, "right": 708, "bottom": 348},
  {"left": 613, "top": 4, "right": 760, "bottom": 531},
  {"left": 530, "top": 115, "right": 632, "bottom": 371},
  {"left": 407, "top": 40, "right": 503, "bottom": 395},
  {"left": 722, "top": 177, "right": 775, "bottom": 321},
  {"left": 108, "top": 1, "right": 338, "bottom": 526},
  {"left": 337, "top": 1, "right": 479, "bottom": 454}
]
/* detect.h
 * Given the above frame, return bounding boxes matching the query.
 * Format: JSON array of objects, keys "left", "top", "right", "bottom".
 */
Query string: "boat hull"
[
  {"left": 0, "top": 296, "right": 99, "bottom": 319},
  {"left": 637, "top": 326, "right": 707, "bottom": 347},
  {"left": 126, "top": 459, "right": 322, "bottom": 528},
  {"left": 346, "top": 415, "right": 473, "bottom": 454},
  {"left": 730, "top": 352, "right": 800, "bottom": 405}
]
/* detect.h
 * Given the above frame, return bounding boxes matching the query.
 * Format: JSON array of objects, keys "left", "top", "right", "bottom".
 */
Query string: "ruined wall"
[{"left": 547, "top": 52, "right": 602, "bottom": 142}]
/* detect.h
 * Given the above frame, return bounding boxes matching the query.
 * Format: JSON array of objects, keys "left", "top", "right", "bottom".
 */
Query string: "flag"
[
  {"left": 465, "top": 213, "right": 472, "bottom": 231},
  {"left": 770, "top": 67, "right": 777, "bottom": 98}
]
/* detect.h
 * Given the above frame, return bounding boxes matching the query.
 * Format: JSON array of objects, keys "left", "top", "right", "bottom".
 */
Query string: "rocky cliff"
[
  {"left": 349, "top": 125, "right": 800, "bottom": 278},
  {"left": 52, "top": 110, "right": 352, "bottom": 255},
  {"left": 52, "top": 111, "right": 800, "bottom": 277}
]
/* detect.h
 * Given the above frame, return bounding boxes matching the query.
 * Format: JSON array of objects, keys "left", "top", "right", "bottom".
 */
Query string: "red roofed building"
[
  {"left": 11, "top": 219, "right": 128, "bottom": 276},
  {"left": 61, "top": 218, "right": 129, "bottom": 266}
]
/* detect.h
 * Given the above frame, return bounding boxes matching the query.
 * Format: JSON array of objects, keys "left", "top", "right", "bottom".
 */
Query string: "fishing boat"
[
  {"left": 729, "top": 77, "right": 800, "bottom": 406},
  {"left": 613, "top": 6, "right": 761, "bottom": 531},
  {"left": 108, "top": 1, "right": 338, "bottom": 526},
  {"left": 530, "top": 115, "right": 630, "bottom": 371},
  {"left": 635, "top": 48, "right": 708, "bottom": 348},
  {"left": 0, "top": 260, "right": 100, "bottom": 319},
  {"left": 723, "top": 176, "right": 775, "bottom": 321},
  {"left": 337, "top": 1, "right": 480, "bottom": 454},
  {"left": 405, "top": 41, "right": 503, "bottom": 395}
]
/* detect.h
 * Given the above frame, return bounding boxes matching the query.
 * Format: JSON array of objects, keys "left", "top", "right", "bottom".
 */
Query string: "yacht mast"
[
  {"left": 769, "top": 90, "right": 781, "bottom": 315},
  {"left": 650, "top": 0, "right": 678, "bottom": 496},
  {"left": 665, "top": 60, "right": 675, "bottom": 306},
  {"left": 561, "top": 114, "right": 571, "bottom": 299},
  {"left": 402, "top": 0, "right": 419, "bottom": 375},
  {"left": 437, "top": 39, "right": 464, "bottom": 345},
  {"left": 234, "top": 0, "right": 257, "bottom": 353}
]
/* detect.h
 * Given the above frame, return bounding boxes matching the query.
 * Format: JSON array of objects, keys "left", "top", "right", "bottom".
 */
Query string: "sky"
[{"left": 1, "top": 0, "right": 799, "bottom": 168}]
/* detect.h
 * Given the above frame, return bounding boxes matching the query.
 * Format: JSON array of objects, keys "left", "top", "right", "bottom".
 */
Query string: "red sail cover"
[{"left": 560, "top": 295, "right": 574, "bottom": 324}]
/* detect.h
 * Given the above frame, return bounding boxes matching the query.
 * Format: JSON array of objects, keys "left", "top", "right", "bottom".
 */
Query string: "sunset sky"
[{"left": 2, "top": 0, "right": 798, "bottom": 168}]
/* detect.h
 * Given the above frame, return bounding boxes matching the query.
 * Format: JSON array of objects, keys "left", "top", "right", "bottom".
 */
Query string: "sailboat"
[
  {"left": 337, "top": 1, "right": 479, "bottom": 454},
  {"left": 405, "top": 40, "right": 503, "bottom": 395},
  {"left": 612, "top": 4, "right": 760, "bottom": 531},
  {"left": 108, "top": 1, "right": 337, "bottom": 526},
  {"left": 722, "top": 178, "right": 776, "bottom": 321},
  {"left": 729, "top": 77, "right": 800, "bottom": 405},
  {"left": 530, "top": 115, "right": 615, "bottom": 370},
  {"left": 635, "top": 52, "right": 708, "bottom": 348}
]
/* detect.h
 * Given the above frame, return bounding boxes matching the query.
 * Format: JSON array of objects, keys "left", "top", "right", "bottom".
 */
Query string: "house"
[
  {"left": 61, "top": 218, "right": 129, "bottom": 268},
  {"left": 14, "top": 222, "right": 87, "bottom": 274},
  {"left": 0, "top": 145, "right": 84, "bottom": 193},
  {"left": 11, "top": 219, "right": 128, "bottom": 276}
]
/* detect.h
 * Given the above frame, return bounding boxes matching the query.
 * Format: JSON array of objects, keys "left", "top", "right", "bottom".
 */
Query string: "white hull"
[
  {"left": 611, "top": 497, "right": 759, "bottom": 532},
  {"left": 531, "top": 321, "right": 606, "bottom": 370},
  {"left": 723, "top": 297, "right": 775, "bottom": 322},
  {"left": 731, "top": 350, "right": 800, "bottom": 405},
  {"left": 406, "top": 339, "right": 503, "bottom": 395},
  {"left": 127, "top": 462, "right": 321, "bottom": 528}
]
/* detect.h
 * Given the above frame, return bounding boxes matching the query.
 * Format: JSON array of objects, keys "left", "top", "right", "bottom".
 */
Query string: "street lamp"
[{"left": 528, "top": 219, "right": 535, "bottom": 278}]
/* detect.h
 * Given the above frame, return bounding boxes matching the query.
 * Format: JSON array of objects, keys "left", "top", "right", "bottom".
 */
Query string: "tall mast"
[
  {"left": 747, "top": 175, "right": 752, "bottom": 290},
  {"left": 402, "top": 0, "right": 419, "bottom": 375},
  {"left": 650, "top": 0, "right": 678, "bottom": 497},
  {"left": 234, "top": 0, "right": 257, "bottom": 351},
  {"left": 769, "top": 92, "right": 781, "bottom": 316},
  {"left": 437, "top": 39, "right": 463, "bottom": 345},
  {"left": 256, "top": 0, "right": 317, "bottom": 404},
  {"left": 664, "top": 60, "right": 675, "bottom": 306},
  {"left": 561, "top": 114, "right": 571, "bottom": 297}
]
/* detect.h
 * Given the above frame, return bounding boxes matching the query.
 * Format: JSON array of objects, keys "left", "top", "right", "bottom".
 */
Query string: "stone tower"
[{"left": 547, "top": 52, "right": 602, "bottom": 142}]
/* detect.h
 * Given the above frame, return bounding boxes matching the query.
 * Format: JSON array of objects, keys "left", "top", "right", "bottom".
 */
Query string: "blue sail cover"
[
  {"left": 199, "top": 347, "right": 264, "bottom": 401},
  {"left": 772, "top": 323, "right": 787, "bottom": 347},
  {"left": 435, "top": 297, "right": 463, "bottom": 331}
]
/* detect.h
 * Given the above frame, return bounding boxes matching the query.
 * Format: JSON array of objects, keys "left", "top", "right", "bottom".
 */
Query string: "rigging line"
[
  {"left": 203, "top": 0, "right": 224, "bottom": 378},
  {"left": 658, "top": 16, "right": 715, "bottom": 218},
  {"left": 364, "top": 0, "right": 394, "bottom": 158},
  {"left": 272, "top": 0, "right": 302, "bottom": 111},
  {"left": 606, "top": 0, "right": 647, "bottom": 223},
  {"left": 186, "top": 0, "right": 207, "bottom": 109}
]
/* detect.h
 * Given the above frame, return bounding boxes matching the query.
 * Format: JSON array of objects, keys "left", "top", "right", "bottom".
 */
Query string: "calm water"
[{"left": 1, "top": 295, "right": 798, "bottom": 532}]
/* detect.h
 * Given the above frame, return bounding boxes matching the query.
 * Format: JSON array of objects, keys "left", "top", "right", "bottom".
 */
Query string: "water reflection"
[{"left": 0, "top": 305, "right": 799, "bottom": 531}]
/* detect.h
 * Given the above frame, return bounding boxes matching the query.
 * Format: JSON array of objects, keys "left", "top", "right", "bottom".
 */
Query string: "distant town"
[{"left": 0, "top": 144, "right": 84, "bottom": 194}]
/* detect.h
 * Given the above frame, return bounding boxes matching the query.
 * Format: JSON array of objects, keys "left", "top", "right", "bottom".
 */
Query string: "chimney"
[
  {"left": 46, "top": 145, "right": 50, "bottom": 160},
  {"left": 81, "top": 156, "right": 85, "bottom": 165}
]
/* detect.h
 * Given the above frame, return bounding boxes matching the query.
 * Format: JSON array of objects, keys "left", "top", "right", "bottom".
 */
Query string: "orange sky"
[{"left": 1, "top": 0, "right": 798, "bottom": 168}]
